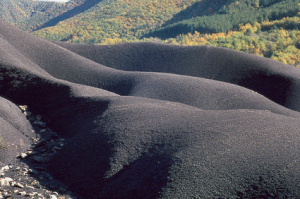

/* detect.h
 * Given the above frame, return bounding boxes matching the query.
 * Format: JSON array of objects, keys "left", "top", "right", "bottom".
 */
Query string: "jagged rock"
[
  {"left": 0, "top": 177, "right": 13, "bottom": 186},
  {"left": 11, "top": 181, "right": 24, "bottom": 188},
  {"left": 0, "top": 166, "right": 9, "bottom": 172},
  {"left": 50, "top": 195, "right": 57, "bottom": 199},
  {"left": 14, "top": 166, "right": 21, "bottom": 171},
  {"left": 18, "top": 191, "right": 26, "bottom": 196},
  {"left": 18, "top": 105, "right": 27, "bottom": 112},
  {"left": 30, "top": 180, "right": 40, "bottom": 187},
  {"left": 25, "top": 185, "right": 35, "bottom": 190},
  {"left": 27, "top": 192, "right": 38, "bottom": 196},
  {"left": 18, "top": 153, "right": 28, "bottom": 159}
]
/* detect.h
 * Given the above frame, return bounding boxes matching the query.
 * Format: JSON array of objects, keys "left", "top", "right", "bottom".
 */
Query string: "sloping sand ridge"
[{"left": 1, "top": 18, "right": 300, "bottom": 198}]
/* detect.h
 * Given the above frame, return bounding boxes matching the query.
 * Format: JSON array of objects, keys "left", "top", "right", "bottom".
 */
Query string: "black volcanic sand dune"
[{"left": 1, "top": 18, "right": 300, "bottom": 198}]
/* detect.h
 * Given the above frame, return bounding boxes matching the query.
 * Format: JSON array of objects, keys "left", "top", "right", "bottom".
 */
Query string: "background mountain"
[
  {"left": 1, "top": 0, "right": 300, "bottom": 67},
  {"left": 145, "top": 0, "right": 298, "bottom": 38},
  {"left": 0, "top": 0, "right": 85, "bottom": 31},
  {"left": 30, "top": 0, "right": 299, "bottom": 41}
]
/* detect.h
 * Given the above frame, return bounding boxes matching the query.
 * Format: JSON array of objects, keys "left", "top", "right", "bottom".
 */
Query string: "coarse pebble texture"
[
  {"left": 0, "top": 105, "right": 81, "bottom": 199},
  {"left": 1, "top": 18, "right": 300, "bottom": 198}
]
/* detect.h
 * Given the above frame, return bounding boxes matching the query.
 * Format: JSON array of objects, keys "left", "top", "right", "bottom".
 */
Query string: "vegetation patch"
[{"left": 27, "top": 0, "right": 300, "bottom": 67}]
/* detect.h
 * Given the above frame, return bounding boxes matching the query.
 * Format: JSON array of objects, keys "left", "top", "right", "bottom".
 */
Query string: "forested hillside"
[
  {"left": 0, "top": 0, "right": 37, "bottom": 24},
  {"left": 161, "top": 17, "right": 300, "bottom": 67},
  {"left": 0, "top": 0, "right": 63, "bottom": 26},
  {"left": 32, "top": 0, "right": 201, "bottom": 42},
  {"left": 20, "top": 0, "right": 86, "bottom": 31},
  {"left": 0, "top": 0, "right": 85, "bottom": 31},
  {"left": 2, "top": 0, "right": 299, "bottom": 67},
  {"left": 145, "top": 0, "right": 299, "bottom": 39},
  {"left": 32, "top": 0, "right": 299, "bottom": 42}
]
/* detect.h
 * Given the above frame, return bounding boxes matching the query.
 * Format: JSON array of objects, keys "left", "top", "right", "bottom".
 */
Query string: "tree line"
[{"left": 144, "top": 0, "right": 299, "bottom": 39}]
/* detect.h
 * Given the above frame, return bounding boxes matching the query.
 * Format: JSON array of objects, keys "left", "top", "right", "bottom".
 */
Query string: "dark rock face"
[{"left": 1, "top": 18, "right": 300, "bottom": 198}]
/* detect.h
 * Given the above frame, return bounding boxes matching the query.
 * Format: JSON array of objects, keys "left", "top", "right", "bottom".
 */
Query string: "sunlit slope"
[
  {"left": 31, "top": 0, "right": 300, "bottom": 67},
  {"left": 0, "top": 0, "right": 84, "bottom": 31},
  {"left": 0, "top": 0, "right": 35, "bottom": 24},
  {"left": 32, "top": 0, "right": 298, "bottom": 43},
  {"left": 32, "top": 0, "right": 203, "bottom": 42}
]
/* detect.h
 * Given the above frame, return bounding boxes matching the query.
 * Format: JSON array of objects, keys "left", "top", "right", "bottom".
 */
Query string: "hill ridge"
[{"left": 2, "top": 16, "right": 300, "bottom": 199}]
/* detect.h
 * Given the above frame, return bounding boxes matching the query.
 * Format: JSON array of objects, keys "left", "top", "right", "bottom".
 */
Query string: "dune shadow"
[
  {"left": 99, "top": 152, "right": 173, "bottom": 199},
  {"left": 35, "top": 0, "right": 104, "bottom": 31},
  {"left": 238, "top": 72, "right": 291, "bottom": 107},
  {"left": 18, "top": 98, "right": 111, "bottom": 198},
  {"left": 46, "top": 119, "right": 174, "bottom": 198}
]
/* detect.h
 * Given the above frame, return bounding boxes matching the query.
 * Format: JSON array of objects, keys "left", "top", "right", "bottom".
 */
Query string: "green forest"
[
  {"left": 145, "top": 0, "right": 299, "bottom": 39},
  {"left": 25, "top": 0, "right": 300, "bottom": 67},
  {"left": 0, "top": 0, "right": 85, "bottom": 31},
  {"left": 20, "top": 0, "right": 85, "bottom": 31}
]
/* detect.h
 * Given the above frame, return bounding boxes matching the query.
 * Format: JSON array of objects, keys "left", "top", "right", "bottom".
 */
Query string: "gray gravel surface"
[{"left": 1, "top": 18, "right": 300, "bottom": 198}]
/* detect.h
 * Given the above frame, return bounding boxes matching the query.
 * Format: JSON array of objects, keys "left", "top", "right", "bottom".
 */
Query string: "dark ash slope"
[{"left": 1, "top": 18, "right": 300, "bottom": 198}]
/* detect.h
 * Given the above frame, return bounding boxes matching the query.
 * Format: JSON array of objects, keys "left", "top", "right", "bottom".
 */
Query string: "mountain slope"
[
  {"left": 0, "top": 0, "right": 85, "bottom": 31},
  {"left": 0, "top": 0, "right": 38, "bottom": 24},
  {"left": 28, "top": 0, "right": 300, "bottom": 67},
  {"left": 35, "top": 0, "right": 103, "bottom": 31},
  {"left": 31, "top": 0, "right": 202, "bottom": 42},
  {"left": 32, "top": 0, "right": 298, "bottom": 43},
  {"left": 0, "top": 0, "right": 62, "bottom": 25},
  {"left": 145, "top": 0, "right": 299, "bottom": 39},
  {"left": 20, "top": 0, "right": 86, "bottom": 31}
]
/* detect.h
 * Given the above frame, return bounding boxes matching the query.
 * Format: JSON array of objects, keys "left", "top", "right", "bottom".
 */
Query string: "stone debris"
[
  {"left": 11, "top": 181, "right": 24, "bottom": 188},
  {"left": 19, "top": 152, "right": 28, "bottom": 159},
  {"left": 1, "top": 166, "right": 10, "bottom": 172},
  {"left": 18, "top": 191, "right": 26, "bottom": 196},
  {"left": 50, "top": 194, "right": 58, "bottom": 199},
  {"left": 25, "top": 184, "right": 35, "bottom": 189},
  {"left": 0, "top": 166, "right": 10, "bottom": 177},
  {"left": 0, "top": 177, "right": 13, "bottom": 186},
  {"left": 19, "top": 105, "right": 27, "bottom": 112},
  {"left": 0, "top": 106, "right": 82, "bottom": 199}
]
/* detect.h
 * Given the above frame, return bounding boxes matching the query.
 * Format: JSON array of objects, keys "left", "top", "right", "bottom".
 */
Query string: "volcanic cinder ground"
[{"left": 1, "top": 18, "right": 300, "bottom": 198}]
